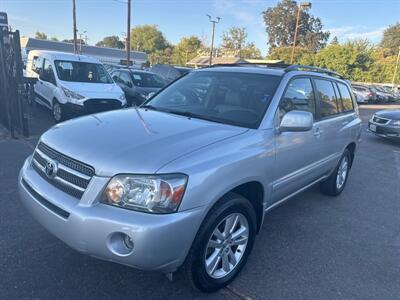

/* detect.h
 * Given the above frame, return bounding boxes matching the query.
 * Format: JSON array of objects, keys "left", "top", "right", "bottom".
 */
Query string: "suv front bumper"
[{"left": 18, "top": 157, "right": 205, "bottom": 272}]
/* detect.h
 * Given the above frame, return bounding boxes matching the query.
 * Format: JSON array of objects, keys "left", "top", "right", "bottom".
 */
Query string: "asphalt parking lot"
[{"left": 0, "top": 104, "right": 399, "bottom": 299}]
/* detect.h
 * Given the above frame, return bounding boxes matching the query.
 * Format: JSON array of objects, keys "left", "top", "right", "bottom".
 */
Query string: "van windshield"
[{"left": 54, "top": 60, "right": 113, "bottom": 83}]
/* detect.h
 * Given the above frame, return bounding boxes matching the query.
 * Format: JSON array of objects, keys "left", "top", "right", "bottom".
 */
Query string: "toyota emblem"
[{"left": 44, "top": 159, "right": 58, "bottom": 179}]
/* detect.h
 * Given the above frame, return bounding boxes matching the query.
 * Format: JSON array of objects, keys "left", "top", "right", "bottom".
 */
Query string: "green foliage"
[
  {"left": 131, "top": 25, "right": 168, "bottom": 54},
  {"left": 381, "top": 22, "right": 400, "bottom": 55},
  {"left": 35, "top": 32, "right": 47, "bottom": 40},
  {"left": 262, "top": 0, "right": 330, "bottom": 52},
  {"left": 149, "top": 47, "right": 174, "bottom": 65},
  {"left": 172, "top": 36, "right": 203, "bottom": 66},
  {"left": 50, "top": 37, "right": 59, "bottom": 42},
  {"left": 267, "top": 46, "right": 314, "bottom": 64},
  {"left": 96, "top": 35, "right": 125, "bottom": 49},
  {"left": 221, "top": 27, "right": 262, "bottom": 59}
]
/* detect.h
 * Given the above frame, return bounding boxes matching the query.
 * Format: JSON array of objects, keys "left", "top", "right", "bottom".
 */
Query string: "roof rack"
[
  {"left": 284, "top": 65, "right": 346, "bottom": 80},
  {"left": 206, "top": 62, "right": 346, "bottom": 80}
]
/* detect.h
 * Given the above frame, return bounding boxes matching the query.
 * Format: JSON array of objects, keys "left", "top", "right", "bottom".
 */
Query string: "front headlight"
[
  {"left": 391, "top": 120, "right": 400, "bottom": 126},
  {"left": 61, "top": 86, "right": 85, "bottom": 100},
  {"left": 102, "top": 174, "right": 188, "bottom": 214}
]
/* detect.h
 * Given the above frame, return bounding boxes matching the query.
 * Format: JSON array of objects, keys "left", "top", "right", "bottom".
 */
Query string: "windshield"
[
  {"left": 130, "top": 72, "right": 165, "bottom": 88},
  {"left": 144, "top": 71, "right": 281, "bottom": 129},
  {"left": 55, "top": 60, "right": 113, "bottom": 83}
]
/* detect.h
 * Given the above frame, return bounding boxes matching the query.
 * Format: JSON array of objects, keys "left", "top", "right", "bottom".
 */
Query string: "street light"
[
  {"left": 79, "top": 30, "right": 86, "bottom": 53},
  {"left": 207, "top": 14, "right": 221, "bottom": 66},
  {"left": 290, "top": 1, "right": 312, "bottom": 64}
]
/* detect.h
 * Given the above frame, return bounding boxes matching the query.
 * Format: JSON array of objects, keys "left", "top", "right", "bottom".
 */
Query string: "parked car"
[
  {"left": 368, "top": 110, "right": 400, "bottom": 140},
  {"left": 148, "top": 64, "right": 192, "bottom": 83},
  {"left": 19, "top": 65, "right": 361, "bottom": 292},
  {"left": 26, "top": 50, "right": 126, "bottom": 122},
  {"left": 111, "top": 69, "right": 166, "bottom": 106},
  {"left": 352, "top": 85, "right": 376, "bottom": 104},
  {"left": 371, "top": 86, "right": 390, "bottom": 103}
]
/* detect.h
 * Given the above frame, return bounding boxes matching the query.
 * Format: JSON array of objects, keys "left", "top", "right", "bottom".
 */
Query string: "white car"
[{"left": 26, "top": 50, "right": 126, "bottom": 122}]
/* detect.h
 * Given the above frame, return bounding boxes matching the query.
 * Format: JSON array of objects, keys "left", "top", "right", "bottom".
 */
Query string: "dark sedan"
[
  {"left": 368, "top": 110, "right": 400, "bottom": 141},
  {"left": 111, "top": 69, "right": 166, "bottom": 106}
]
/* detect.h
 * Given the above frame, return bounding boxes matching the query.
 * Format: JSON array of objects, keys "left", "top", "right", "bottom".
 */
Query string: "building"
[
  {"left": 186, "top": 56, "right": 283, "bottom": 68},
  {"left": 20, "top": 37, "right": 147, "bottom": 67}
]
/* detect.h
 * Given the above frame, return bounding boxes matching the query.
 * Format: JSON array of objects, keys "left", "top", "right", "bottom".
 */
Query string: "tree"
[
  {"left": 50, "top": 37, "right": 59, "bottom": 42},
  {"left": 267, "top": 46, "right": 314, "bottom": 64},
  {"left": 62, "top": 38, "right": 85, "bottom": 45},
  {"left": 131, "top": 25, "right": 168, "bottom": 53},
  {"left": 262, "top": 0, "right": 330, "bottom": 52},
  {"left": 172, "top": 36, "right": 203, "bottom": 65},
  {"left": 221, "top": 27, "right": 262, "bottom": 59},
  {"left": 330, "top": 36, "right": 339, "bottom": 45},
  {"left": 96, "top": 35, "right": 124, "bottom": 49},
  {"left": 35, "top": 32, "right": 47, "bottom": 40},
  {"left": 381, "top": 23, "right": 400, "bottom": 55}
]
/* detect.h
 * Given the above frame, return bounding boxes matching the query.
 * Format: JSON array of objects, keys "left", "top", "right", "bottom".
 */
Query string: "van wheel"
[
  {"left": 181, "top": 193, "right": 256, "bottom": 292},
  {"left": 52, "top": 100, "right": 65, "bottom": 122},
  {"left": 320, "top": 149, "right": 351, "bottom": 196}
]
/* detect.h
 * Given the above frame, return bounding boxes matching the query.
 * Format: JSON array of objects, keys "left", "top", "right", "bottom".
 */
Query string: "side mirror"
[
  {"left": 279, "top": 110, "right": 313, "bottom": 132},
  {"left": 147, "top": 92, "right": 155, "bottom": 100},
  {"left": 126, "top": 81, "right": 133, "bottom": 88}
]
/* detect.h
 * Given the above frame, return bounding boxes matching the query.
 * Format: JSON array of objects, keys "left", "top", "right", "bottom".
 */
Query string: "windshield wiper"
[
  {"left": 164, "top": 110, "right": 232, "bottom": 125},
  {"left": 140, "top": 104, "right": 159, "bottom": 111}
]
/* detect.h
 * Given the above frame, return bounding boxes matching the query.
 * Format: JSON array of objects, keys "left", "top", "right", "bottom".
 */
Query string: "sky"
[{"left": 1, "top": 0, "right": 399, "bottom": 55}]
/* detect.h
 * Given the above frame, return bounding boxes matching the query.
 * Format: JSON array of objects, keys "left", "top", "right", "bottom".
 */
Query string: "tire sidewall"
[
  {"left": 335, "top": 150, "right": 351, "bottom": 194},
  {"left": 189, "top": 195, "right": 257, "bottom": 292},
  {"left": 52, "top": 100, "right": 63, "bottom": 122}
]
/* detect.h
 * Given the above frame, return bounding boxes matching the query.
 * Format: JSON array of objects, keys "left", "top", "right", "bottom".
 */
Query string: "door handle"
[{"left": 313, "top": 127, "right": 323, "bottom": 137}]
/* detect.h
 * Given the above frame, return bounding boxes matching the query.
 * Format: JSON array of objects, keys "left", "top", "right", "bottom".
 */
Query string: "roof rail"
[
  {"left": 205, "top": 62, "right": 346, "bottom": 80},
  {"left": 284, "top": 65, "right": 346, "bottom": 80}
]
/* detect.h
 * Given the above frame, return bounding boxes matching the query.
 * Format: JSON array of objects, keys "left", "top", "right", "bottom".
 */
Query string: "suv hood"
[{"left": 40, "top": 108, "right": 248, "bottom": 176}]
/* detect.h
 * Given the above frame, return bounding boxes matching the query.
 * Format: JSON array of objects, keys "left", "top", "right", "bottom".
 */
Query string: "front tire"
[
  {"left": 182, "top": 193, "right": 257, "bottom": 292},
  {"left": 320, "top": 149, "right": 352, "bottom": 196},
  {"left": 52, "top": 100, "right": 65, "bottom": 122}
]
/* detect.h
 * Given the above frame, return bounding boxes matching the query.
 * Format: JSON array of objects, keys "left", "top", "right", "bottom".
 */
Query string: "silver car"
[{"left": 18, "top": 65, "right": 362, "bottom": 292}]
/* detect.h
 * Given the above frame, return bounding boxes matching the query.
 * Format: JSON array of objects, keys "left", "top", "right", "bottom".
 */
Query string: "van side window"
[
  {"left": 42, "top": 59, "right": 56, "bottom": 85},
  {"left": 314, "top": 79, "right": 339, "bottom": 118},
  {"left": 279, "top": 78, "right": 315, "bottom": 119},
  {"left": 337, "top": 82, "right": 354, "bottom": 112},
  {"left": 32, "top": 56, "right": 44, "bottom": 75}
]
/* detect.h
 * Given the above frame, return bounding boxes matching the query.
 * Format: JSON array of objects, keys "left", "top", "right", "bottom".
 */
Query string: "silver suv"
[{"left": 19, "top": 65, "right": 361, "bottom": 292}]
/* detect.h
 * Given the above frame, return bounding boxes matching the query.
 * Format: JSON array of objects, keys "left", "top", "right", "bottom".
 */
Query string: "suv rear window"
[
  {"left": 337, "top": 82, "right": 354, "bottom": 112},
  {"left": 314, "top": 79, "right": 339, "bottom": 118}
]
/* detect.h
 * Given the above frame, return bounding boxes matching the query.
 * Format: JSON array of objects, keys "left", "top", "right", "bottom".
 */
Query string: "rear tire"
[
  {"left": 181, "top": 192, "right": 257, "bottom": 292},
  {"left": 320, "top": 149, "right": 352, "bottom": 196}
]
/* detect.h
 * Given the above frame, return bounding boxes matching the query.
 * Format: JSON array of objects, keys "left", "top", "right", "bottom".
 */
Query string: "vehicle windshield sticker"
[{"left": 133, "top": 74, "right": 142, "bottom": 80}]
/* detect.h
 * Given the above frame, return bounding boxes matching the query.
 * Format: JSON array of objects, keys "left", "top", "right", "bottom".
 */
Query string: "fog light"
[{"left": 124, "top": 234, "right": 134, "bottom": 250}]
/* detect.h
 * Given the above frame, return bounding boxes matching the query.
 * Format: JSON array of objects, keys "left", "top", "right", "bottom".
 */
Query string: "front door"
[
  {"left": 40, "top": 59, "right": 57, "bottom": 107},
  {"left": 272, "top": 77, "right": 324, "bottom": 202}
]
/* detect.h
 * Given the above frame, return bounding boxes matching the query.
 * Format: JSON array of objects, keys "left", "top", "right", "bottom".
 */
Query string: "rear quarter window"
[
  {"left": 314, "top": 78, "right": 339, "bottom": 118},
  {"left": 337, "top": 82, "right": 354, "bottom": 112}
]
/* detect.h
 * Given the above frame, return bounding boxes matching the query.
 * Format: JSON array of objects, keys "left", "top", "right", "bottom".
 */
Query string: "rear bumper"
[
  {"left": 18, "top": 157, "right": 205, "bottom": 272},
  {"left": 368, "top": 121, "right": 400, "bottom": 140}
]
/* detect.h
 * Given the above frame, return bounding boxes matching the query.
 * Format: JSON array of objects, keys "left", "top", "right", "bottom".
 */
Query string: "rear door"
[
  {"left": 40, "top": 59, "right": 57, "bottom": 107},
  {"left": 273, "top": 77, "right": 325, "bottom": 202}
]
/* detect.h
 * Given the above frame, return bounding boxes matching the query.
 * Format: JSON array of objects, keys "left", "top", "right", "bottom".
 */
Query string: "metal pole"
[
  {"left": 290, "top": 4, "right": 302, "bottom": 64},
  {"left": 126, "top": 0, "right": 131, "bottom": 66},
  {"left": 391, "top": 46, "right": 400, "bottom": 87},
  {"left": 209, "top": 21, "right": 215, "bottom": 66},
  {"left": 73, "top": 0, "right": 78, "bottom": 54}
]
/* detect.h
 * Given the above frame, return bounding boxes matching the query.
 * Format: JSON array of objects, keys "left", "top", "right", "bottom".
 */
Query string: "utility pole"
[
  {"left": 207, "top": 14, "right": 220, "bottom": 66},
  {"left": 72, "top": 0, "right": 78, "bottom": 54},
  {"left": 290, "top": 2, "right": 311, "bottom": 64},
  {"left": 392, "top": 46, "right": 400, "bottom": 88},
  {"left": 126, "top": 0, "right": 131, "bottom": 67}
]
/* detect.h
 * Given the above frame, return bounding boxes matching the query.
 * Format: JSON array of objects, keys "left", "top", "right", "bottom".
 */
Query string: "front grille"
[
  {"left": 372, "top": 115, "right": 390, "bottom": 125},
  {"left": 84, "top": 99, "right": 122, "bottom": 114},
  {"left": 31, "top": 142, "right": 95, "bottom": 199}
]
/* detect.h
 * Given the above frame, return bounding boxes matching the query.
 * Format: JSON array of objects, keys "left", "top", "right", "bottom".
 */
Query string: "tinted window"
[
  {"left": 146, "top": 71, "right": 281, "bottom": 129},
  {"left": 280, "top": 78, "right": 315, "bottom": 119},
  {"left": 42, "top": 59, "right": 56, "bottom": 84},
  {"left": 120, "top": 72, "right": 132, "bottom": 85},
  {"left": 337, "top": 82, "right": 354, "bottom": 112},
  {"left": 314, "top": 79, "right": 339, "bottom": 118},
  {"left": 130, "top": 72, "right": 165, "bottom": 88},
  {"left": 54, "top": 60, "right": 113, "bottom": 83}
]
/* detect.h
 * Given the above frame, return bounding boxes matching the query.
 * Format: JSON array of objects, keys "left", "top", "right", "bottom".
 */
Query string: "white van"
[{"left": 26, "top": 50, "right": 126, "bottom": 122}]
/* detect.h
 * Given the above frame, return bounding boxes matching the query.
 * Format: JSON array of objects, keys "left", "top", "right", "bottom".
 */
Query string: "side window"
[
  {"left": 337, "top": 82, "right": 354, "bottom": 112},
  {"left": 32, "top": 56, "right": 44, "bottom": 75},
  {"left": 42, "top": 59, "right": 56, "bottom": 85},
  {"left": 111, "top": 71, "right": 120, "bottom": 82},
  {"left": 120, "top": 72, "right": 132, "bottom": 86},
  {"left": 314, "top": 79, "right": 339, "bottom": 118},
  {"left": 279, "top": 77, "right": 315, "bottom": 119}
]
